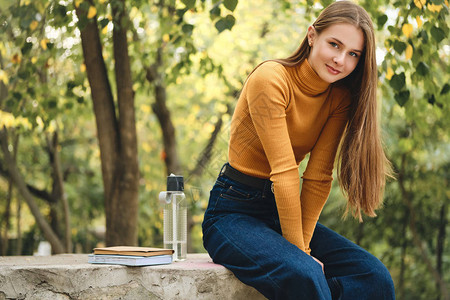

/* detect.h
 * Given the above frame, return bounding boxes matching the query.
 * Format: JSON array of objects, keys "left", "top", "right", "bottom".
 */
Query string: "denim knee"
[
  {"left": 270, "top": 258, "right": 331, "bottom": 300},
  {"left": 371, "top": 262, "right": 395, "bottom": 299}
]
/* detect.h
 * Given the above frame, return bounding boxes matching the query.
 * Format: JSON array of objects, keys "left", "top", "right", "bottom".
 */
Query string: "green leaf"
[
  {"left": 181, "top": 0, "right": 196, "bottom": 9},
  {"left": 209, "top": 5, "right": 221, "bottom": 20},
  {"left": 430, "top": 26, "right": 445, "bottom": 43},
  {"left": 19, "top": 17, "right": 32, "bottom": 30},
  {"left": 420, "top": 30, "right": 428, "bottom": 43},
  {"left": 393, "top": 40, "right": 406, "bottom": 54},
  {"left": 54, "top": 4, "right": 67, "bottom": 17},
  {"left": 223, "top": 0, "right": 238, "bottom": 11},
  {"left": 416, "top": 62, "right": 429, "bottom": 76},
  {"left": 395, "top": 90, "right": 410, "bottom": 107},
  {"left": 214, "top": 15, "right": 235, "bottom": 33},
  {"left": 77, "top": 16, "right": 88, "bottom": 31},
  {"left": 99, "top": 18, "right": 109, "bottom": 28},
  {"left": 182, "top": 24, "right": 194, "bottom": 35},
  {"left": 21, "top": 42, "right": 33, "bottom": 55},
  {"left": 12, "top": 92, "right": 22, "bottom": 100},
  {"left": 440, "top": 83, "right": 450, "bottom": 95},
  {"left": 176, "top": 8, "right": 188, "bottom": 19},
  {"left": 389, "top": 73, "right": 405, "bottom": 90},
  {"left": 377, "top": 14, "right": 388, "bottom": 29}
]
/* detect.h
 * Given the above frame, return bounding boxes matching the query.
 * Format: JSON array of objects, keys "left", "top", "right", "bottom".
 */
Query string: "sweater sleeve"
[
  {"left": 245, "top": 63, "right": 306, "bottom": 251},
  {"left": 300, "top": 89, "right": 351, "bottom": 253}
]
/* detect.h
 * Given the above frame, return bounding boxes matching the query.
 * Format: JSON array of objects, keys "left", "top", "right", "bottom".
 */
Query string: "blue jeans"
[{"left": 202, "top": 164, "right": 395, "bottom": 300}]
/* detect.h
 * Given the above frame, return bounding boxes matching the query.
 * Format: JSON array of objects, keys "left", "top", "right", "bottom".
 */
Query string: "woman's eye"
[
  {"left": 349, "top": 52, "right": 358, "bottom": 58},
  {"left": 330, "top": 42, "right": 338, "bottom": 48}
]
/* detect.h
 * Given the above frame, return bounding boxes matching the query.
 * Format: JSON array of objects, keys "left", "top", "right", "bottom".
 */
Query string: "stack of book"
[{"left": 88, "top": 246, "right": 174, "bottom": 266}]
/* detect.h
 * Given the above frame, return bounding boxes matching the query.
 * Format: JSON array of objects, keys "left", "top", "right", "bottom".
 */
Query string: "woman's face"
[{"left": 307, "top": 23, "right": 364, "bottom": 83}]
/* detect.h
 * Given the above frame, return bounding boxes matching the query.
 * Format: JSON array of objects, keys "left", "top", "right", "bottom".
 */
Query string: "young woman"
[{"left": 202, "top": 1, "right": 395, "bottom": 299}]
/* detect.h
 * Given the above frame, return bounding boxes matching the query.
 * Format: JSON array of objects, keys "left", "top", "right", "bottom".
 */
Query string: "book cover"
[
  {"left": 88, "top": 254, "right": 173, "bottom": 266},
  {"left": 93, "top": 246, "right": 174, "bottom": 257}
]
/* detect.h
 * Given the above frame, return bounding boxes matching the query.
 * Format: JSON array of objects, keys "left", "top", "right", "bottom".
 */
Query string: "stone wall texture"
[{"left": 0, "top": 253, "right": 266, "bottom": 300}]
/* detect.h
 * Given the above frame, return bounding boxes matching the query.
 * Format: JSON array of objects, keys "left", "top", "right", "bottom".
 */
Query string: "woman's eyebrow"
[{"left": 330, "top": 37, "right": 363, "bottom": 53}]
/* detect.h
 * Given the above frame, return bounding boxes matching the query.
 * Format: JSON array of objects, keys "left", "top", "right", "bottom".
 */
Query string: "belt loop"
[
  {"left": 219, "top": 163, "right": 227, "bottom": 176},
  {"left": 271, "top": 183, "right": 274, "bottom": 194}
]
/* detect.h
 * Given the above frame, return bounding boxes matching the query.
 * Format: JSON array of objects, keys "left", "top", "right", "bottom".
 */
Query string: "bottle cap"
[{"left": 167, "top": 174, "right": 184, "bottom": 191}]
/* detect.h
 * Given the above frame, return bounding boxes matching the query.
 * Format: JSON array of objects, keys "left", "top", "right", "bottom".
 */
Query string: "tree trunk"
[
  {"left": 110, "top": 0, "right": 139, "bottom": 246},
  {"left": 0, "top": 127, "right": 65, "bottom": 253},
  {"left": 146, "top": 47, "right": 181, "bottom": 175},
  {"left": 188, "top": 115, "right": 224, "bottom": 179},
  {"left": 76, "top": 0, "right": 139, "bottom": 246},
  {"left": 16, "top": 194, "right": 22, "bottom": 255},
  {"left": 1, "top": 172, "right": 13, "bottom": 255},
  {"left": 46, "top": 132, "right": 72, "bottom": 252}
]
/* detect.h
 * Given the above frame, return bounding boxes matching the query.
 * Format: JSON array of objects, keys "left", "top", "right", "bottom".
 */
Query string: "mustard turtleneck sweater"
[{"left": 228, "top": 59, "right": 351, "bottom": 254}]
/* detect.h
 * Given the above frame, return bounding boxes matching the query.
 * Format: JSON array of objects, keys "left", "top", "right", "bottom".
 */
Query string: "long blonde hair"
[{"left": 275, "top": 1, "right": 392, "bottom": 220}]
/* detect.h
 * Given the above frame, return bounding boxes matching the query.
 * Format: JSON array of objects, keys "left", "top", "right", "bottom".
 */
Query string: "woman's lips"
[{"left": 326, "top": 64, "right": 341, "bottom": 75}]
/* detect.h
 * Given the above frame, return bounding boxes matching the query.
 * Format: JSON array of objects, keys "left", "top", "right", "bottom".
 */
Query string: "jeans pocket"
[
  {"left": 210, "top": 178, "right": 262, "bottom": 215},
  {"left": 221, "top": 185, "right": 257, "bottom": 201}
]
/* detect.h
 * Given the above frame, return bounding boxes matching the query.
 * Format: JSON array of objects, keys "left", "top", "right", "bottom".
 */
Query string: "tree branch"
[{"left": 0, "top": 127, "right": 65, "bottom": 253}]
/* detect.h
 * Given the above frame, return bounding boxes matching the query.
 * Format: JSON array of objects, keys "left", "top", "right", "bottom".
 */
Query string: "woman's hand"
[{"left": 311, "top": 256, "right": 325, "bottom": 273}]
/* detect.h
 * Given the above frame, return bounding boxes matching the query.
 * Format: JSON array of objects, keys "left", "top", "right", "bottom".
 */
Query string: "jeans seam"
[
  {"left": 332, "top": 277, "right": 342, "bottom": 300},
  {"left": 212, "top": 221, "right": 286, "bottom": 298}
]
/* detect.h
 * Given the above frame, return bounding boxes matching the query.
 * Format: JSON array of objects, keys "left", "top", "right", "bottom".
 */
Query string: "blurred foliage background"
[{"left": 0, "top": 0, "right": 448, "bottom": 299}]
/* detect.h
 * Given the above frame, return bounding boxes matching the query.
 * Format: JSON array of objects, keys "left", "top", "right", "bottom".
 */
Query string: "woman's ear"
[{"left": 307, "top": 25, "right": 316, "bottom": 46}]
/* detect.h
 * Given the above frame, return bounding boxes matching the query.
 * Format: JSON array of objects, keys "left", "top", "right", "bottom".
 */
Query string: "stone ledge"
[{"left": 0, "top": 253, "right": 265, "bottom": 300}]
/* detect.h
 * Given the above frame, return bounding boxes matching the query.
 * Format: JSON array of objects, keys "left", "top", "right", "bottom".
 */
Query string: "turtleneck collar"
[{"left": 288, "top": 58, "right": 330, "bottom": 96}]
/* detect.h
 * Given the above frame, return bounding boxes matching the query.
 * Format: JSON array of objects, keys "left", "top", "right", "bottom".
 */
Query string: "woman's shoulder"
[
  {"left": 247, "top": 61, "right": 289, "bottom": 87},
  {"left": 250, "top": 61, "right": 288, "bottom": 79}
]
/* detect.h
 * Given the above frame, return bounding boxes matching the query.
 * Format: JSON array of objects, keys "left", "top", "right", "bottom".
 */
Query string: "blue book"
[{"left": 88, "top": 254, "right": 173, "bottom": 266}]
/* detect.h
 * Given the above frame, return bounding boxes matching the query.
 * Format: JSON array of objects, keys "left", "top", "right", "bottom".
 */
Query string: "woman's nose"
[{"left": 333, "top": 53, "right": 345, "bottom": 66}]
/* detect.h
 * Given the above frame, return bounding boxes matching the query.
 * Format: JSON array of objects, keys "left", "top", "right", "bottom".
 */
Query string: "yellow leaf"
[
  {"left": 36, "top": 116, "right": 44, "bottom": 129},
  {"left": 0, "top": 70, "right": 8, "bottom": 85},
  {"left": 405, "top": 44, "right": 413, "bottom": 60},
  {"left": 0, "top": 111, "right": 14, "bottom": 128},
  {"left": 87, "top": 6, "right": 97, "bottom": 19},
  {"left": 416, "top": 16, "right": 423, "bottom": 28},
  {"left": 427, "top": 3, "right": 442, "bottom": 12},
  {"left": 102, "top": 25, "right": 108, "bottom": 35},
  {"left": 386, "top": 67, "right": 394, "bottom": 80},
  {"left": 40, "top": 39, "right": 48, "bottom": 50},
  {"left": 414, "top": 0, "right": 426, "bottom": 9},
  {"left": 75, "top": 0, "right": 82, "bottom": 8},
  {"left": 80, "top": 63, "right": 86, "bottom": 72},
  {"left": 99, "top": 0, "right": 106, "bottom": 3},
  {"left": 142, "top": 142, "right": 151, "bottom": 153},
  {"left": 402, "top": 23, "right": 413, "bottom": 38},
  {"left": 141, "top": 104, "right": 151, "bottom": 114},
  {"left": 29, "top": 20, "right": 38, "bottom": 30},
  {"left": 31, "top": 56, "right": 38, "bottom": 64},
  {"left": 162, "top": 34, "right": 170, "bottom": 42}
]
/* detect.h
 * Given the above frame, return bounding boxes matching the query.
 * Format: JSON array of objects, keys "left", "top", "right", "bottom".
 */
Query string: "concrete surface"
[{"left": 0, "top": 253, "right": 266, "bottom": 300}]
